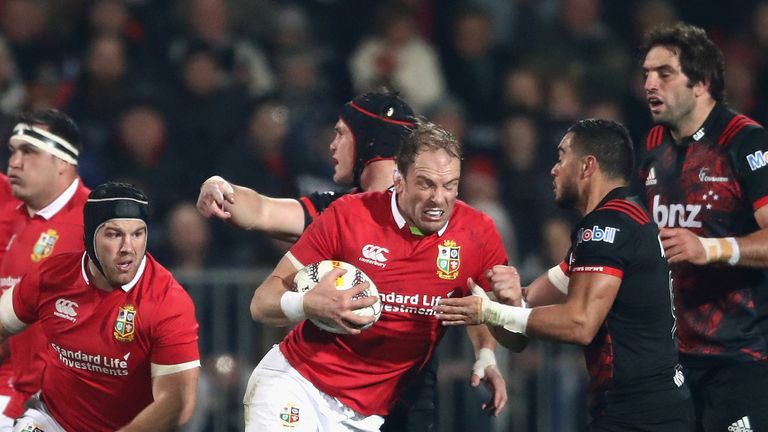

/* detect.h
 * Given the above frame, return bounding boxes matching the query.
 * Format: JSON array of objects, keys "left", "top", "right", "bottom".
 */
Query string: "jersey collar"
[
  {"left": 677, "top": 102, "right": 727, "bottom": 146},
  {"left": 81, "top": 252, "right": 148, "bottom": 292},
  {"left": 34, "top": 178, "right": 80, "bottom": 220},
  {"left": 390, "top": 189, "right": 449, "bottom": 236}
]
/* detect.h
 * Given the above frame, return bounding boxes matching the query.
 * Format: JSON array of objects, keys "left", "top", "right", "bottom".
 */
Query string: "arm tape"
[{"left": 699, "top": 237, "right": 740, "bottom": 265}]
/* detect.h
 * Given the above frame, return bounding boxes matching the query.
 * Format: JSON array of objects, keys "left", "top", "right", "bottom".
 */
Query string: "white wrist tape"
[
  {"left": 472, "top": 347, "right": 497, "bottom": 379},
  {"left": 699, "top": 237, "right": 740, "bottom": 265},
  {"left": 520, "top": 297, "right": 530, "bottom": 309},
  {"left": 472, "top": 286, "right": 532, "bottom": 333},
  {"left": 280, "top": 291, "right": 306, "bottom": 323},
  {"left": 205, "top": 175, "right": 234, "bottom": 195}
]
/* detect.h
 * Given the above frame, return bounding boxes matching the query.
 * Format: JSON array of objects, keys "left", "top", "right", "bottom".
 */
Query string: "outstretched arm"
[
  {"left": 438, "top": 272, "right": 619, "bottom": 346},
  {"left": 197, "top": 176, "right": 305, "bottom": 242},
  {"left": 660, "top": 205, "right": 768, "bottom": 267},
  {"left": 116, "top": 368, "right": 199, "bottom": 432}
]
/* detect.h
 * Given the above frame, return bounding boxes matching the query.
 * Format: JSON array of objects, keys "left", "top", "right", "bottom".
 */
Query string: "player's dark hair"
[
  {"left": 567, "top": 119, "right": 634, "bottom": 182},
  {"left": 396, "top": 119, "right": 462, "bottom": 175},
  {"left": 642, "top": 22, "right": 726, "bottom": 103},
  {"left": 15, "top": 109, "right": 82, "bottom": 153}
]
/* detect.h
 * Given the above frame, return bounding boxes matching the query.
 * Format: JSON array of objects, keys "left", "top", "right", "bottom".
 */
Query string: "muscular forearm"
[
  {"left": 525, "top": 304, "right": 597, "bottom": 345},
  {"left": 227, "top": 186, "right": 304, "bottom": 241},
  {"left": 733, "top": 228, "right": 768, "bottom": 267},
  {"left": 250, "top": 275, "right": 297, "bottom": 326}
]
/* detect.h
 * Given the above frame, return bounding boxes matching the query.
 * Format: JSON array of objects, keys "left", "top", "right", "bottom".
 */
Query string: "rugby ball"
[{"left": 293, "top": 260, "right": 382, "bottom": 333}]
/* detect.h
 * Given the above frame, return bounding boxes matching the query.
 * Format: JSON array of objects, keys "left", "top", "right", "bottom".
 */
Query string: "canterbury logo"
[
  {"left": 361, "top": 244, "right": 389, "bottom": 263},
  {"left": 54, "top": 298, "right": 78, "bottom": 322}
]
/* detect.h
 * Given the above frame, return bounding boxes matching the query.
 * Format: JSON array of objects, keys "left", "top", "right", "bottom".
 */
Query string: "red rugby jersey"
[
  {"left": 280, "top": 189, "right": 507, "bottom": 416},
  {"left": 10, "top": 251, "right": 200, "bottom": 431},
  {"left": 0, "top": 179, "right": 88, "bottom": 408},
  {"left": 0, "top": 173, "right": 20, "bottom": 265}
]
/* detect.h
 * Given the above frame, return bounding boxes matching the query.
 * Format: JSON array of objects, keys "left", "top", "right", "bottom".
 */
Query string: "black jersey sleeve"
[
  {"left": 570, "top": 210, "right": 638, "bottom": 277},
  {"left": 298, "top": 190, "right": 350, "bottom": 230},
  {"left": 729, "top": 126, "right": 768, "bottom": 210}
]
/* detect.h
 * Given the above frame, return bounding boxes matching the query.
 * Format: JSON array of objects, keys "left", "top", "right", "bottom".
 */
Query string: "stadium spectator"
[
  {"left": 0, "top": 109, "right": 90, "bottom": 426},
  {"left": 436, "top": 119, "right": 695, "bottom": 431},
  {"left": 349, "top": 2, "right": 446, "bottom": 113},
  {"left": 638, "top": 22, "right": 768, "bottom": 430},
  {"left": 0, "top": 182, "right": 200, "bottom": 432}
]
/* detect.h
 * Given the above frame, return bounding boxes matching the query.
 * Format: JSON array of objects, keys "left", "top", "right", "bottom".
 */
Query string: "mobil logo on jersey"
[
  {"left": 436, "top": 240, "right": 460, "bottom": 280},
  {"left": 746, "top": 150, "right": 768, "bottom": 171},
  {"left": 577, "top": 225, "right": 620, "bottom": 244}
]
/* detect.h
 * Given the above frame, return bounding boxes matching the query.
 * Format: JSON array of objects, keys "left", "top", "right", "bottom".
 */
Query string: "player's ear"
[
  {"left": 582, "top": 155, "right": 598, "bottom": 176},
  {"left": 393, "top": 169, "right": 403, "bottom": 188}
]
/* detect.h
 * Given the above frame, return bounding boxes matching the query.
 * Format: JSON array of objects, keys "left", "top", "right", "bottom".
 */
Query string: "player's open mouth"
[
  {"left": 117, "top": 261, "right": 133, "bottom": 271},
  {"left": 648, "top": 97, "right": 663, "bottom": 110},
  {"left": 424, "top": 209, "right": 444, "bottom": 220}
]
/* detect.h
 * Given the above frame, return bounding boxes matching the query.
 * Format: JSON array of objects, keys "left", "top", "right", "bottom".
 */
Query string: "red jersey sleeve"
[
  {"left": 289, "top": 200, "right": 344, "bottom": 265},
  {"left": 474, "top": 216, "right": 509, "bottom": 291},
  {"left": 150, "top": 286, "right": 200, "bottom": 365},
  {"left": 11, "top": 271, "right": 41, "bottom": 324}
]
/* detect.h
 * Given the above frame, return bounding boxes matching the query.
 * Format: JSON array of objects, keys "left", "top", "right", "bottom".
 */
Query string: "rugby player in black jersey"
[
  {"left": 436, "top": 118, "right": 695, "bottom": 431},
  {"left": 639, "top": 22, "right": 768, "bottom": 432},
  {"left": 196, "top": 92, "right": 508, "bottom": 431}
]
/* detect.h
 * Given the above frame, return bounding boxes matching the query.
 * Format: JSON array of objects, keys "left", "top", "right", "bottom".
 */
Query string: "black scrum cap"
[
  {"left": 339, "top": 92, "right": 415, "bottom": 188},
  {"left": 84, "top": 182, "right": 149, "bottom": 276}
]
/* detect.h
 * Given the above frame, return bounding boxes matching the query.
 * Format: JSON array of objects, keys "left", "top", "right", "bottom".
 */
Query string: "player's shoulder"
[
  {"left": 586, "top": 196, "right": 651, "bottom": 230},
  {"left": 643, "top": 124, "right": 668, "bottom": 152},
  {"left": 142, "top": 254, "right": 196, "bottom": 305},
  {"left": 327, "top": 189, "right": 390, "bottom": 212},
  {"left": 451, "top": 200, "right": 495, "bottom": 226},
  {"left": 38, "top": 251, "right": 84, "bottom": 282},
  {"left": 715, "top": 108, "right": 764, "bottom": 148}
]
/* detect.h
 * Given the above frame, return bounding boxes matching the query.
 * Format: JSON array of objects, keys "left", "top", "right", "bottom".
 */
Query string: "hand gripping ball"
[{"left": 293, "top": 260, "right": 382, "bottom": 333}]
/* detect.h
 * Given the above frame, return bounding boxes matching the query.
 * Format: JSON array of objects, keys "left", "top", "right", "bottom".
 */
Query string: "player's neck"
[
  {"left": 24, "top": 173, "right": 77, "bottom": 216},
  {"left": 360, "top": 160, "right": 396, "bottom": 192},
  {"left": 87, "top": 259, "right": 118, "bottom": 293},
  {"left": 670, "top": 97, "right": 716, "bottom": 142},
  {"left": 582, "top": 177, "right": 626, "bottom": 215}
]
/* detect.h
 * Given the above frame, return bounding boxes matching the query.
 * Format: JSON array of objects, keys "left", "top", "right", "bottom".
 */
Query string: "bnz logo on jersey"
[
  {"left": 577, "top": 225, "right": 620, "bottom": 244},
  {"left": 436, "top": 240, "right": 460, "bottom": 280}
]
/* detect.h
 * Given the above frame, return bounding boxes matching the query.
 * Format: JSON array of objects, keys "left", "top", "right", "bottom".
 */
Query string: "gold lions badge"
[
  {"left": 436, "top": 240, "right": 461, "bottom": 280},
  {"left": 114, "top": 305, "right": 137, "bottom": 342},
  {"left": 30, "top": 229, "right": 59, "bottom": 262}
]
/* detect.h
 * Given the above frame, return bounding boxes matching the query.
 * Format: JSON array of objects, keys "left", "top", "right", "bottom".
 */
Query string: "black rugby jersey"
[
  {"left": 299, "top": 189, "right": 354, "bottom": 229},
  {"left": 562, "top": 187, "right": 685, "bottom": 414},
  {"left": 639, "top": 104, "right": 768, "bottom": 365}
]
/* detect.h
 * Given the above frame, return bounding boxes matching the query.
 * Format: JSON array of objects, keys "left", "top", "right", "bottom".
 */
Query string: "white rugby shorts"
[{"left": 243, "top": 345, "right": 384, "bottom": 432}]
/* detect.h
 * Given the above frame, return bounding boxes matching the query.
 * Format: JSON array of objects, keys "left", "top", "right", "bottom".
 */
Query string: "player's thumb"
[{"left": 470, "top": 373, "right": 481, "bottom": 387}]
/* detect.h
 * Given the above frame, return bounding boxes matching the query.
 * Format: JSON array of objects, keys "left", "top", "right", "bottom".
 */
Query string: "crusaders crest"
[
  {"left": 279, "top": 404, "right": 300, "bottom": 427},
  {"left": 30, "top": 229, "right": 59, "bottom": 262},
  {"left": 436, "top": 240, "right": 460, "bottom": 280},
  {"left": 114, "top": 305, "right": 137, "bottom": 342}
]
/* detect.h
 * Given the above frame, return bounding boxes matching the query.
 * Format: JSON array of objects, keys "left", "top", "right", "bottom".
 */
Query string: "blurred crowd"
[{"left": 1, "top": 0, "right": 767, "bottom": 282}]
